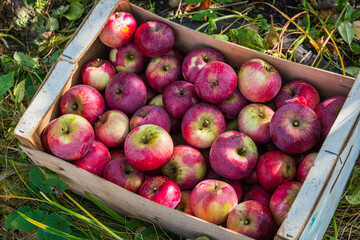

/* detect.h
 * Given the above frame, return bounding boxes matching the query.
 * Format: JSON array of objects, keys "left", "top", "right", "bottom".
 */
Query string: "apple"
[
  {"left": 161, "top": 145, "right": 207, "bottom": 190},
  {"left": 217, "top": 88, "right": 248, "bottom": 119},
  {"left": 243, "top": 184, "right": 272, "bottom": 208},
  {"left": 149, "top": 94, "right": 164, "bottom": 108},
  {"left": 256, "top": 150, "right": 296, "bottom": 192},
  {"left": 275, "top": 80, "right": 320, "bottom": 110},
  {"left": 176, "top": 190, "right": 194, "bottom": 215},
  {"left": 103, "top": 157, "right": 145, "bottom": 193},
  {"left": 59, "top": 85, "right": 105, "bottom": 125},
  {"left": 315, "top": 96, "right": 346, "bottom": 140},
  {"left": 41, "top": 119, "right": 56, "bottom": 153},
  {"left": 130, "top": 105, "right": 171, "bottom": 132},
  {"left": 182, "top": 47, "right": 225, "bottom": 83},
  {"left": 270, "top": 103, "right": 321, "bottom": 154},
  {"left": 124, "top": 124, "right": 174, "bottom": 171},
  {"left": 244, "top": 169, "right": 259, "bottom": 185},
  {"left": 166, "top": 47, "right": 184, "bottom": 62},
  {"left": 238, "top": 103, "right": 275, "bottom": 145},
  {"left": 109, "top": 42, "right": 147, "bottom": 73},
  {"left": 138, "top": 72, "right": 157, "bottom": 103},
  {"left": 109, "top": 149, "right": 125, "bottom": 160},
  {"left": 145, "top": 55, "right": 181, "bottom": 93},
  {"left": 47, "top": 114, "right": 94, "bottom": 161},
  {"left": 81, "top": 59, "right": 116, "bottom": 91},
  {"left": 238, "top": 59, "right": 281, "bottom": 103},
  {"left": 163, "top": 81, "right": 200, "bottom": 118},
  {"left": 134, "top": 21, "right": 175, "bottom": 57},
  {"left": 73, "top": 140, "right": 111, "bottom": 176},
  {"left": 99, "top": 12, "right": 137, "bottom": 48},
  {"left": 94, "top": 110, "right": 129, "bottom": 147},
  {"left": 195, "top": 61, "right": 237, "bottom": 104},
  {"left": 190, "top": 179, "right": 238, "bottom": 224},
  {"left": 209, "top": 131, "right": 258, "bottom": 180},
  {"left": 297, "top": 152, "right": 318, "bottom": 182},
  {"left": 227, "top": 200, "right": 274, "bottom": 240},
  {"left": 105, "top": 72, "right": 147, "bottom": 115},
  {"left": 270, "top": 181, "right": 302, "bottom": 225},
  {"left": 181, "top": 103, "right": 226, "bottom": 149},
  {"left": 138, "top": 176, "right": 181, "bottom": 208}
]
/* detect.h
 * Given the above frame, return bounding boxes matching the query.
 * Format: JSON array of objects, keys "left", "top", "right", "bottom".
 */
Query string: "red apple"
[
  {"left": 243, "top": 184, "right": 272, "bottom": 208},
  {"left": 244, "top": 169, "right": 259, "bottom": 185},
  {"left": 238, "top": 59, "right": 281, "bottom": 103},
  {"left": 227, "top": 200, "right": 274, "bottom": 240},
  {"left": 297, "top": 152, "right": 318, "bottom": 182},
  {"left": 163, "top": 81, "right": 200, "bottom": 118},
  {"left": 270, "top": 181, "right": 302, "bottom": 225},
  {"left": 275, "top": 80, "right": 320, "bottom": 110},
  {"left": 134, "top": 21, "right": 174, "bottom": 57},
  {"left": 109, "top": 42, "right": 147, "bottom": 73},
  {"left": 256, "top": 150, "right": 296, "bottom": 192},
  {"left": 94, "top": 110, "right": 129, "bottom": 147},
  {"left": 41, "top": 119, "right": 56, "bottom": 153},
  {"left": 105, "top": 72, "right": 147, "bottom": 115},
  {"left": 124, "top": 124, "right": 174, "bottom": 171},
  {"left": 238, "top": 103, "right": 275, "bottom": 145},
  {"left": 161, "top": 145, "right": 207, "bottom": 189},
  {"left": 176, "top": 190, "right": 194, "bottom": 215},
  {"left": 47, "top": 114, "right": 94, "bottom": 161},
  {"left": 145, "top": 55, "right": 181, "bottom": 93},
  {"left": 138, "top": 72, "right": 157, "bottom": 103},
  {"left": 181, "top": 103, "right": 226, "bottom": 149},
  {"left": 103, "top": 157, "right": 145, "bottom": 193},
  {"left": 99, "top": 12, "right": 137, "bottom": 48},
  {"left": 182, "top": 47, "right": 224, "bottom": 83},
  {"left": 109, "top": 149, "right": 125, "bottom": 160},
  {"left": 59, "top": 85, "right": 105, "bottom": 125},
  {"left": 130, "top": 105, "right": 171, "bottom": 132},
  {"left": 270, "top": 103, "right": 321, "bottom": 154},
  {"left": 190, "top": 179, "right": 238, "bottom": 224},
  {"left": 81, "top": 59, "right": 116, "bottom": 91},
  {"left": 195, "top": 61, "right": 237, "bottom": 104},
  {"left": 139, "top": 176, "right": 181, "bottom": 208},
  {"left": 73, "top": 140, "right": 111, "bottom": 176},
  {"left": 209, "top": 131, "right": 258, "bottom": 180},
  {"left": 166, "top": 48, "right": 184, "bottom": 62},
  {"left": 217, "top": 88, "right": 248, "bottom": 119}
]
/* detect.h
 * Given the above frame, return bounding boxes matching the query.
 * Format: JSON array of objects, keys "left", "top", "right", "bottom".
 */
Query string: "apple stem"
[
  {"left": 259, "top": 112, "right": 265, "bottom": 119},
  {"left": 293, "top": 120, "right": 299, "bottom": 127},
  {"left": 116, "top": 88, "right": 123, "bottom": 95},
  {"left": 162, "top": 66, "right": 170, "bottom": 71},
  {"left": 99, "top": 115, "right": 105, "bottom": 123},
  {"left": 203, "top": 56, "right": 209, "bottom": 63},
  {"left": 237, "top": 147, "right": 246, "bottom": 156},
  {"left": 202, "top": 119, "right": 210, "bottom": 128},
  {"left": 125, "top": 165, "right": 133, "bottom": 174},
  {"left": 244, "top": 219, "right": 250, "bottom": 225},
  {"left": 72, "top": 103, "right": 78, "bottom": 110},
  {"left": 178, "top": 88, "right": 185, "bottom": 96},
  {"left": 214, "top": 183, "right": 219, "bottom": 190},
  {"left": 61, "top": 126, "right": 70, "bottom": 134},
  {"left": 264, "top": 64, "right": 273, "bottom": 72}
]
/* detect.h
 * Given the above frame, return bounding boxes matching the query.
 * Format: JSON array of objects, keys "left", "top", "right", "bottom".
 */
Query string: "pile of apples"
[{"left": 42, "top": 11, "right": 347, "bottom": 240}]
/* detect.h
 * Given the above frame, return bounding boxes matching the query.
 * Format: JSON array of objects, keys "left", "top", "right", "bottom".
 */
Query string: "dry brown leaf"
[
  {"left": 266, "top": 15, "right": 279, "bottom": 48},
  {"left": 354, "top": 20, "right": 360, "bottom": 39}
]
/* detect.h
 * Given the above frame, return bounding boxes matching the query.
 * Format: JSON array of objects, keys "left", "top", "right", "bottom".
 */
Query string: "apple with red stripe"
[
  {"left": 297, "top": 152, "right": 318, "bottom": 182},
  {"left": 243, "top": 184, "right": 272, "bottom": 208},
  {"left": 81, "top": 59, "right": 115, "bottom": 91},
  {"left": 130, "top": 105, "right": 171, "bottom": 132},
  {"left": 217, "top": 88, "right": 248, "bottom": 119}
]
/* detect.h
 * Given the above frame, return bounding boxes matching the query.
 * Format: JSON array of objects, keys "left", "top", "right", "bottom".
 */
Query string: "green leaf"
[
  {"left": 13, "top": 80, "right": 26, "bottom": 104},
  {"left": 338, "top": 21, "right": 355, "bottom": 46},
  {"left": 345, "top": 187, "right": 360, "bottom": 205},
  {"left": 139, "top": 226, "right": 161, "bottom": 239},
  {"left": 0, "top": 71, "right": 15, "bottom": 101},
  {"left": 211, "top": 34, "right": 229, "bottom": 41},
  {"left": 228, "top": 28, "right": 269, "bottom": 53},
  {"left": 354, "top": 21, "right": 360, "bottom": 39},
  {"left": 350, "top": 9, "right": 360, "bottom": 22},
  {"left": 42, "top": 178, "right": 68, "bottom": 193},
  {"left": 46, "top": 17, "right": 59, "bottom": 31},
  {"left": 345, "top": 66, "right": 359, "bottom": 77},
  {"left": 216, "top": 0, "right": 232, "bottom": 2},
  {"left": 184, "top": 0, "right": 202, "bottom": 4},
  {"left": 26, "top": 85, "right": 39, "bottom": 100},
  {"left": 29, "top": 165, "right": 45, "bottom": 188},
  {"left": 351, "top": 42, "right": 360, "bottom": 55},
  {"left": 344, "top": 5, "right": 353, "bottom": 21},
  {"left": 63, "top": 2, "right": 84, "bottom": 21},
  {"left": 13, "top": 52, "right": 37, "bottom": 68},
  {"left": 126, "top": 218, "right": 146, "bottom": 230},
  {"left": 207, "top": 17, "right": 217, "bottom": 35},
  {"left": 37, "top": 213, "right": 71, "bottom": 240},
  {"left": 51, "top": 5, "right": 70, "bottom": 18},
  {"left": 4, "top": 206, "right": 47, "bottom": 232}
]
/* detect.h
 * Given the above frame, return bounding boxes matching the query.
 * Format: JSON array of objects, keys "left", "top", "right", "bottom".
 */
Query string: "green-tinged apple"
[
  {"left": 176, "top": 190, "right": 194, "bottom": 215},
  {"left": 81, "top": 59, "right": 116, "bottom": 91}
]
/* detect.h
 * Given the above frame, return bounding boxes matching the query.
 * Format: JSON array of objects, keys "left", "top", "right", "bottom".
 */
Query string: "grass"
[{"left": 1, "top": 0, "right": 360, "bottom": 239}]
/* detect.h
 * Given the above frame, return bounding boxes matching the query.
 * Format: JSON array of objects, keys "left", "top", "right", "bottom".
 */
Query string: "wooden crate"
[{"left": 14, "top": 0, "right": 360, "bottom": 239}]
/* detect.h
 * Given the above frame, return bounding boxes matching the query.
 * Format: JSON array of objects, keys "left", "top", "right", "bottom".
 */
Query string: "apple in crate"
[
  {"left": 161, "top": 145, "right": 207, "bottom": 190},
  {"left": 60, "top": 85, "right": 105, "bottom": 125},
  {"left": 163, "top": 81, "right": 200, "bottom": 118},
  {"left": 105, "top": 72, "right": 147, "bottom": 115},
  {"left": 81, "top": 59, "right": 116, "bottom": 91},
  {"left": 209, "top": 131, "right": 258, "bottom": 180},
  {"left": 182, "top": 47, "right": 225, "bottom": 83},
  {"left": 217, "top": 88, "right": 248, "bottom": 119},
  {"left": 130, "top": 105, "right": 171, "bottom": 132},
  {"left": 134, "top": 21, "right": 175, "bottom": 57},
  {"left": 149, "top": 94, "right": 164, "bottom": 108},
  {"left": 176, "top": 190, "right": 194, "bottom": 215},
  {"left": 238, "top": 103, "right": 274, "bottom": 145},
  {"left": 166, "top": 47, "right": 184, "bottom": 62},
  {"left": 109, "top": 42, "right": 147, "bottom": 73},
  {"left": 109, "top": 149, "right": 125, "bottom": 160},
  {"left": 275, "top": 80, "right": 320, "bottom": 110},
  {"left": 181, "top": 103, "right": 226, "bottom": 149},
  {"left": 227, "top": 200, "right": 274, "bottom": 240},
  {"left": 47, "top": 114, "right": 94, "bottom": 161},
  {"left": 124, "top": 124, "right": 173, "bottom": 171},
  {"left": 103, "top": 157, "right": 145, "bottom": 193},
  {"left": 94, "top": 110, "right": 129, "bottom": 147},
  {"left": 243, "top": 184, "right": 272, "bottom": 208},
  {"left": 138, "top": 72, "right": 157, "bottom": 103},
  {"left": 73, "top": 140, "right": 111, "bottom": 176},
  {"left": 238, "top": 59, "right": 281, "bottom": 103},
  {"left": 195, "top": 61, "right": 237, "bottom": 104},
  {"left": 270, "top": 103, "right": 321, "bottom": 154},
  {"left": 146, "top": 55, "right": 181, "bottom": 93},
  {"left": 190, "top": 179, "right": 238, "bottom": 224},
  {"left": 257, "top": 150, "right": 296, "bottom": 192},
  {"left": 139, "top": 176, "right": 181, "bottom": 208},
  {"left": 315, "top": 96, "right": 346, "bottom": 140},
  {"left": 297, "top": 152, "right": 318, "bottom": 182},
  {"left": 41, "top": 119, "right": 56, "bottom": 153},
  {"left": 244, "top": 169, "right": 259, "bottom": 185},
  {"left": 270, "top": 181, "right": 302, "bottom": 225},
  {"left": 99, "top": 12, "right": 137, "bottom": 48}
]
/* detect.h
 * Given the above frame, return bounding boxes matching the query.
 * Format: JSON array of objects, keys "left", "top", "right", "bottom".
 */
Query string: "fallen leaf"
[
  {"left": 266, "top": 15, "right": 279, "bottom": 48},
  {"left": 353, "top": 20, "right": 360, "bottom": 39}
]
